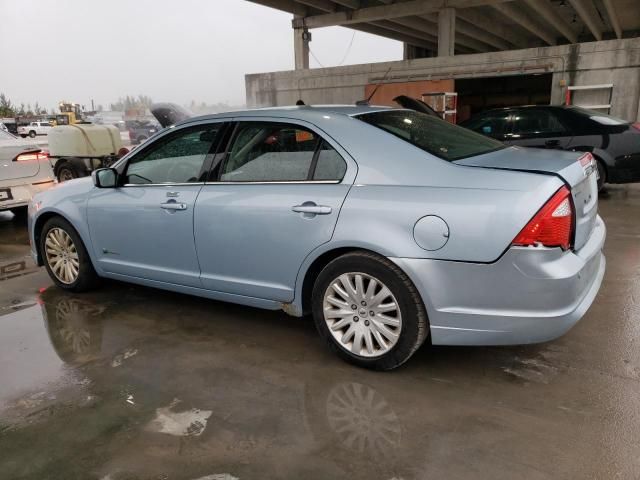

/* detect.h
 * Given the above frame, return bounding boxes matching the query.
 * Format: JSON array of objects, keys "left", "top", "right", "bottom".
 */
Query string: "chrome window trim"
[
  {"left": 122, "top": 182, "right": 205, "bottom": 187},
  {"left": 203, "top": 180, "right": 341, "bottom": 185}
]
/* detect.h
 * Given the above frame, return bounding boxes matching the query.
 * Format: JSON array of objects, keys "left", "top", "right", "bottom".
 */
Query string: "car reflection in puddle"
[{"left": 0, "top": 285, "right": 419, "bottom": 479}]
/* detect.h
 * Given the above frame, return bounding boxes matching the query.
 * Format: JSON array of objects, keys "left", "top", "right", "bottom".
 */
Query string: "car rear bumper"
[
  {"left": 391, "top": 215, "right": 606, "bottom": 346},
  {"left": 0, "top": 180, "right": 56, "bottom": 211}
]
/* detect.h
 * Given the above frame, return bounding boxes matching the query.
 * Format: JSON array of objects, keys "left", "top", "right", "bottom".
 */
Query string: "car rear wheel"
[
  {"left": 29, "top": 130, "right": 36, "bottom": 138},
  {"left": 312, "top": 251, "right": 428, "bottom": 370},
  {"left": 40, "top": 216, "right": 100, "bottom": 292}
]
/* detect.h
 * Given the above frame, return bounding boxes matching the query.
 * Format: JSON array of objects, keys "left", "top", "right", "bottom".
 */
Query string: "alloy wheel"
[
  {"left": 323, "top": 272, "right": 402, "bottom": 358},
  {"left": 45, "top": 228, "right": 80, "bottom": 284}
]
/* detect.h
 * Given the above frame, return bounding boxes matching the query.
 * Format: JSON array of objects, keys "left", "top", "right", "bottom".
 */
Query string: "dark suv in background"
[{"left": 460, "top": 105, "right": 640, "bottom": 190}]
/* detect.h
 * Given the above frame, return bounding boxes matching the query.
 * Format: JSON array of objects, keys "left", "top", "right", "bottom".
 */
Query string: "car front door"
[
  {"left": 505, "top": 108, "right": 573, "bottom": 149},
  {"left": 87, "top": 122, "right": 225, "bottom": 287},
  {"left": 194, "top": 119, "right": 354, "bottom": 302},
  {"left": 462, "top": 110, "right": 511, "bottom": 142}
]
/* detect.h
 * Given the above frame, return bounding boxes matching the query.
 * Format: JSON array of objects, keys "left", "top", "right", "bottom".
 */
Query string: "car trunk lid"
[
  {"left": 0, "top": 137, "right": 42, "bottom": 181},
  {"left": 456, "top": 146, "right": 599, "bottom": 251}
]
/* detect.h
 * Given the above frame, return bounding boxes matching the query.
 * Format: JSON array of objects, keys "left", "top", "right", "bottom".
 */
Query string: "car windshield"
[
  {"left": 356, "top": 110, "right": 505, "bottom": 161},
  {"left": 570, "top": 107, "right": 628, "bottom": 125}
]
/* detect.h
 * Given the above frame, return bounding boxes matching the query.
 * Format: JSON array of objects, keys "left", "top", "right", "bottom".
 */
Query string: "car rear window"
[
  {"left": 356, "top": 110, "right": 505, "bottom": 161},
  {"left": 570, "top": 107, "right": 628, "bottom": 125}
]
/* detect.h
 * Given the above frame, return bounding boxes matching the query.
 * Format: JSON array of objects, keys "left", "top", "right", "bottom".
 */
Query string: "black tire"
[
  {"left": 20, "top": 134, "right": 27, "bottom": 138},
  {"left": 29, "top": 130, "right": 36, "bottom": 138},
  {"left": 57, "top": 163, "right": 78, "bottom": 182},
  {"left": 312, "top": 251, "right": 428, "bottom": 370},
  {"left": 40, "top": 216, "right": 100, "bottom": 292},
  {"left": 10, "top": 206, "right": 28, "bottom": 220},
  {"left": 596, "top": 159, "right": 607, "bottom": 192}
]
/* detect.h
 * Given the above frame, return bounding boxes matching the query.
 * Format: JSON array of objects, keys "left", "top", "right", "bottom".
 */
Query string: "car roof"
[{"left": 179, "top": 104, "right": 396, "bottom": 125}]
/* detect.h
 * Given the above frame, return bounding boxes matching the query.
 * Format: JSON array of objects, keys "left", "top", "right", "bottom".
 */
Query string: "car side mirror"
[{"left": 92, "top": 168, "right": 118, "bottom": 188}]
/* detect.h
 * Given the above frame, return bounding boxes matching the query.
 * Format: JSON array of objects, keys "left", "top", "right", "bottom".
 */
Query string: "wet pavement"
[{"left": 1, "top": 186, "right": 639, "bottom": 480}]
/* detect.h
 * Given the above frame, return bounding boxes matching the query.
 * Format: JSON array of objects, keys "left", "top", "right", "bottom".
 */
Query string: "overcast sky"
[{"left": 0, "top": 0, "right": 401, "bottom": 111}]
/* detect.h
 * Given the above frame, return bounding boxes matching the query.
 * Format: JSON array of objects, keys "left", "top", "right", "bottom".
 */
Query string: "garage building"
[{"left": 245, "top": 0, "right": 640, "bottom": 122}]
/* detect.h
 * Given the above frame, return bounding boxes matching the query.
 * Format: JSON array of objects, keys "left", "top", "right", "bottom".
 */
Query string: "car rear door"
[
  {"left": 505, "top": 108, "right": 573, "bottom": 149},
  {"left": 87, "top": 121, "right": 226, "bottom": 287},
  {"left": 194, "top": 118, "right": 355, "bottom": 302}
]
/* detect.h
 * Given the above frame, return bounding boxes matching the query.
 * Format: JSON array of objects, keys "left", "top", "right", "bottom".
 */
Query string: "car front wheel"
[
  {"left": 29, "top": 130, "right": 36, "bottom": 138},
  {"left": 312, "top": 251, "right": 428, "bottom": 370},
  {"left": 40, "top": 217, "right": 100, "bottom": 292}
]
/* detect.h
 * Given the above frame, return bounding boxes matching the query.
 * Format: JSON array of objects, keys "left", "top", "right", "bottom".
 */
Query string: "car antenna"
[{"left": 355, "top": 67, "right": 392, "bottom": 106}]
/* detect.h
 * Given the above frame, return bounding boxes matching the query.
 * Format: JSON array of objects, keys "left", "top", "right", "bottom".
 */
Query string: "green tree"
[{"left": 0, "top": 93, "right": 15, "bottom": 117}]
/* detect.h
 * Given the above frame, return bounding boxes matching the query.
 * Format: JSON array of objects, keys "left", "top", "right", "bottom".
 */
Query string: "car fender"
[{"left": 31, "top": 178, "right": 102, "bottom": 272}]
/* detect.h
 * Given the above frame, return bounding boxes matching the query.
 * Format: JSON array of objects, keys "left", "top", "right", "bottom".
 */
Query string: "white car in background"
[
  {"left": 0, "top": 130, "right": 55, "bottom": 218},
  {"left": 17, "top": 121, "right": 52, "bottom": 138}
]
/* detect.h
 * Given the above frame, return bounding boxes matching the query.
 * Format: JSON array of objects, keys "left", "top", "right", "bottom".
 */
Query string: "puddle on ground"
[{"left": 0, "top": 304, "right": 81, "bottom": 410}]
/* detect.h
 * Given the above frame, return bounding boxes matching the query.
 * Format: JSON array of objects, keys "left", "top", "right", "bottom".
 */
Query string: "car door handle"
[
  {"left": 292, "top": 204, "right": 332, "bottom": 215},
  {"left": 160, "top": 202, "right": 187, "bottom": 211},
  {"left": 545, "top": 139, "right": 560, "bottom": 147}
]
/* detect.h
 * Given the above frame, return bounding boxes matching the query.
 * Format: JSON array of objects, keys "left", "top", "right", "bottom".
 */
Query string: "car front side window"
[
  {"left": 124, "top": 124, "right": 221, "bottom": 185},
  {"left": 511, "top": 110, "right": 567, "bottom": 138},
  {"left": 464, "top": 112, "right": 510, "bottom": 140}
]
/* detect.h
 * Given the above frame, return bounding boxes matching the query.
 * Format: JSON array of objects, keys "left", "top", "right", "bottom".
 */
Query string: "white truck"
[{"left": 17, "top": 121, "right": 52, "bottom": 138}]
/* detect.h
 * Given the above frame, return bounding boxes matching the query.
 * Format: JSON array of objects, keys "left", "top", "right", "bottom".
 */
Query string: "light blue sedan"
[{"left": 28, "top": 106, "right": 606, "bottom": 370}]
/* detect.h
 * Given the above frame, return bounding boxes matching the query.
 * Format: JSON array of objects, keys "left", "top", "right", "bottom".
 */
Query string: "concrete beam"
[
  {"left": 602, "top": 0, "right": 622, "bottom": 39},
  {"left": 331, "top": 0, "right": 360, "bottom": 8},
  {"left": 524, "top": 0, "right": 578, "bottom": 43},
  {"left": 291, "top": 0, "right": 515, "bottom": 29},
  {"left": 296, "top": 0, "right": 337, "bottom": 12},
  {"left": 351, "top": 22, "right": 440, "bottom": 50},
  {"left": 567, "top": 0, "right": 603, "bottom": 40},
  {"left": 490, "top": 3, "right": 557, "bottom": 45},
  {"left": 455, "top": 17, "right": 513, "bottom": 50},
  {"left": 247, "top": 0, "right": 308, "bottom": 16},
  {"left": 438, "top": 7, "right": 456, "bottom": 56},
  {"left": 456, "top": 8, "right": 531, "bottom": 48},
  {"left": 390, "top": 15, "right": 489, "bottom": 52}
]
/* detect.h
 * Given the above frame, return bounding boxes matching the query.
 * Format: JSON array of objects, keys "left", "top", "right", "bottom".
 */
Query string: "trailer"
[{"left": 47, "top": 124, "right": 128, "bottom": 182}]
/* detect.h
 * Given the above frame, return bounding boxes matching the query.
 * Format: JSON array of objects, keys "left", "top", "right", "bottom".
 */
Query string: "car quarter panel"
[{"left": 391, "top": 215, "right": 606, "bottom": 345}]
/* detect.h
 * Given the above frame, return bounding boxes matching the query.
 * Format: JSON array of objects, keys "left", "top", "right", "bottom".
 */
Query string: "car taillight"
[
  {"left": 632, "top": 122, "right": 640, "bottom": 132},
  {"left": 14, "top": 150, "right": 49, "bottom": 162},
  {"left": 512, "top": 186, "right": 574, "bottom": 250}
]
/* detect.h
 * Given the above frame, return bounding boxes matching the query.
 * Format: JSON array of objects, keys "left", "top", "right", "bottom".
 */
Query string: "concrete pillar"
[
  {"left": 293, "top": 16, "right": 310, "bottom": 70},
  {"left": 438, "top": 8, "right": 456, "bottom": 57}
]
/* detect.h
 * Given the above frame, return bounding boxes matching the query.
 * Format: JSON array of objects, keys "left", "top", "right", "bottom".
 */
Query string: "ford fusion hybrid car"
[{"left": 28, "top": 105, "right": 606, "bottom": 370}]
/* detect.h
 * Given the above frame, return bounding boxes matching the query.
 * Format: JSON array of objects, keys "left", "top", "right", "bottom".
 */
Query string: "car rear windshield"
[
  {"left": 356, "top": 110, "right": 505, "bottom": 161},
  {"left": 569, "top": 106, "right": 628, "bottom": 126}
]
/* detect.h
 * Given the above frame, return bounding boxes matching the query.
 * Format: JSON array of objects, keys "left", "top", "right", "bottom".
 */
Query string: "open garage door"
[{"left": 456, "top": 74, "right": 552, "bottom": 123}]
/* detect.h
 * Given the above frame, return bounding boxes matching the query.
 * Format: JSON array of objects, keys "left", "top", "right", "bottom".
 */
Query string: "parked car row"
[{"left": 461, "top": 105, "right": 640, "bottom": 191}]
